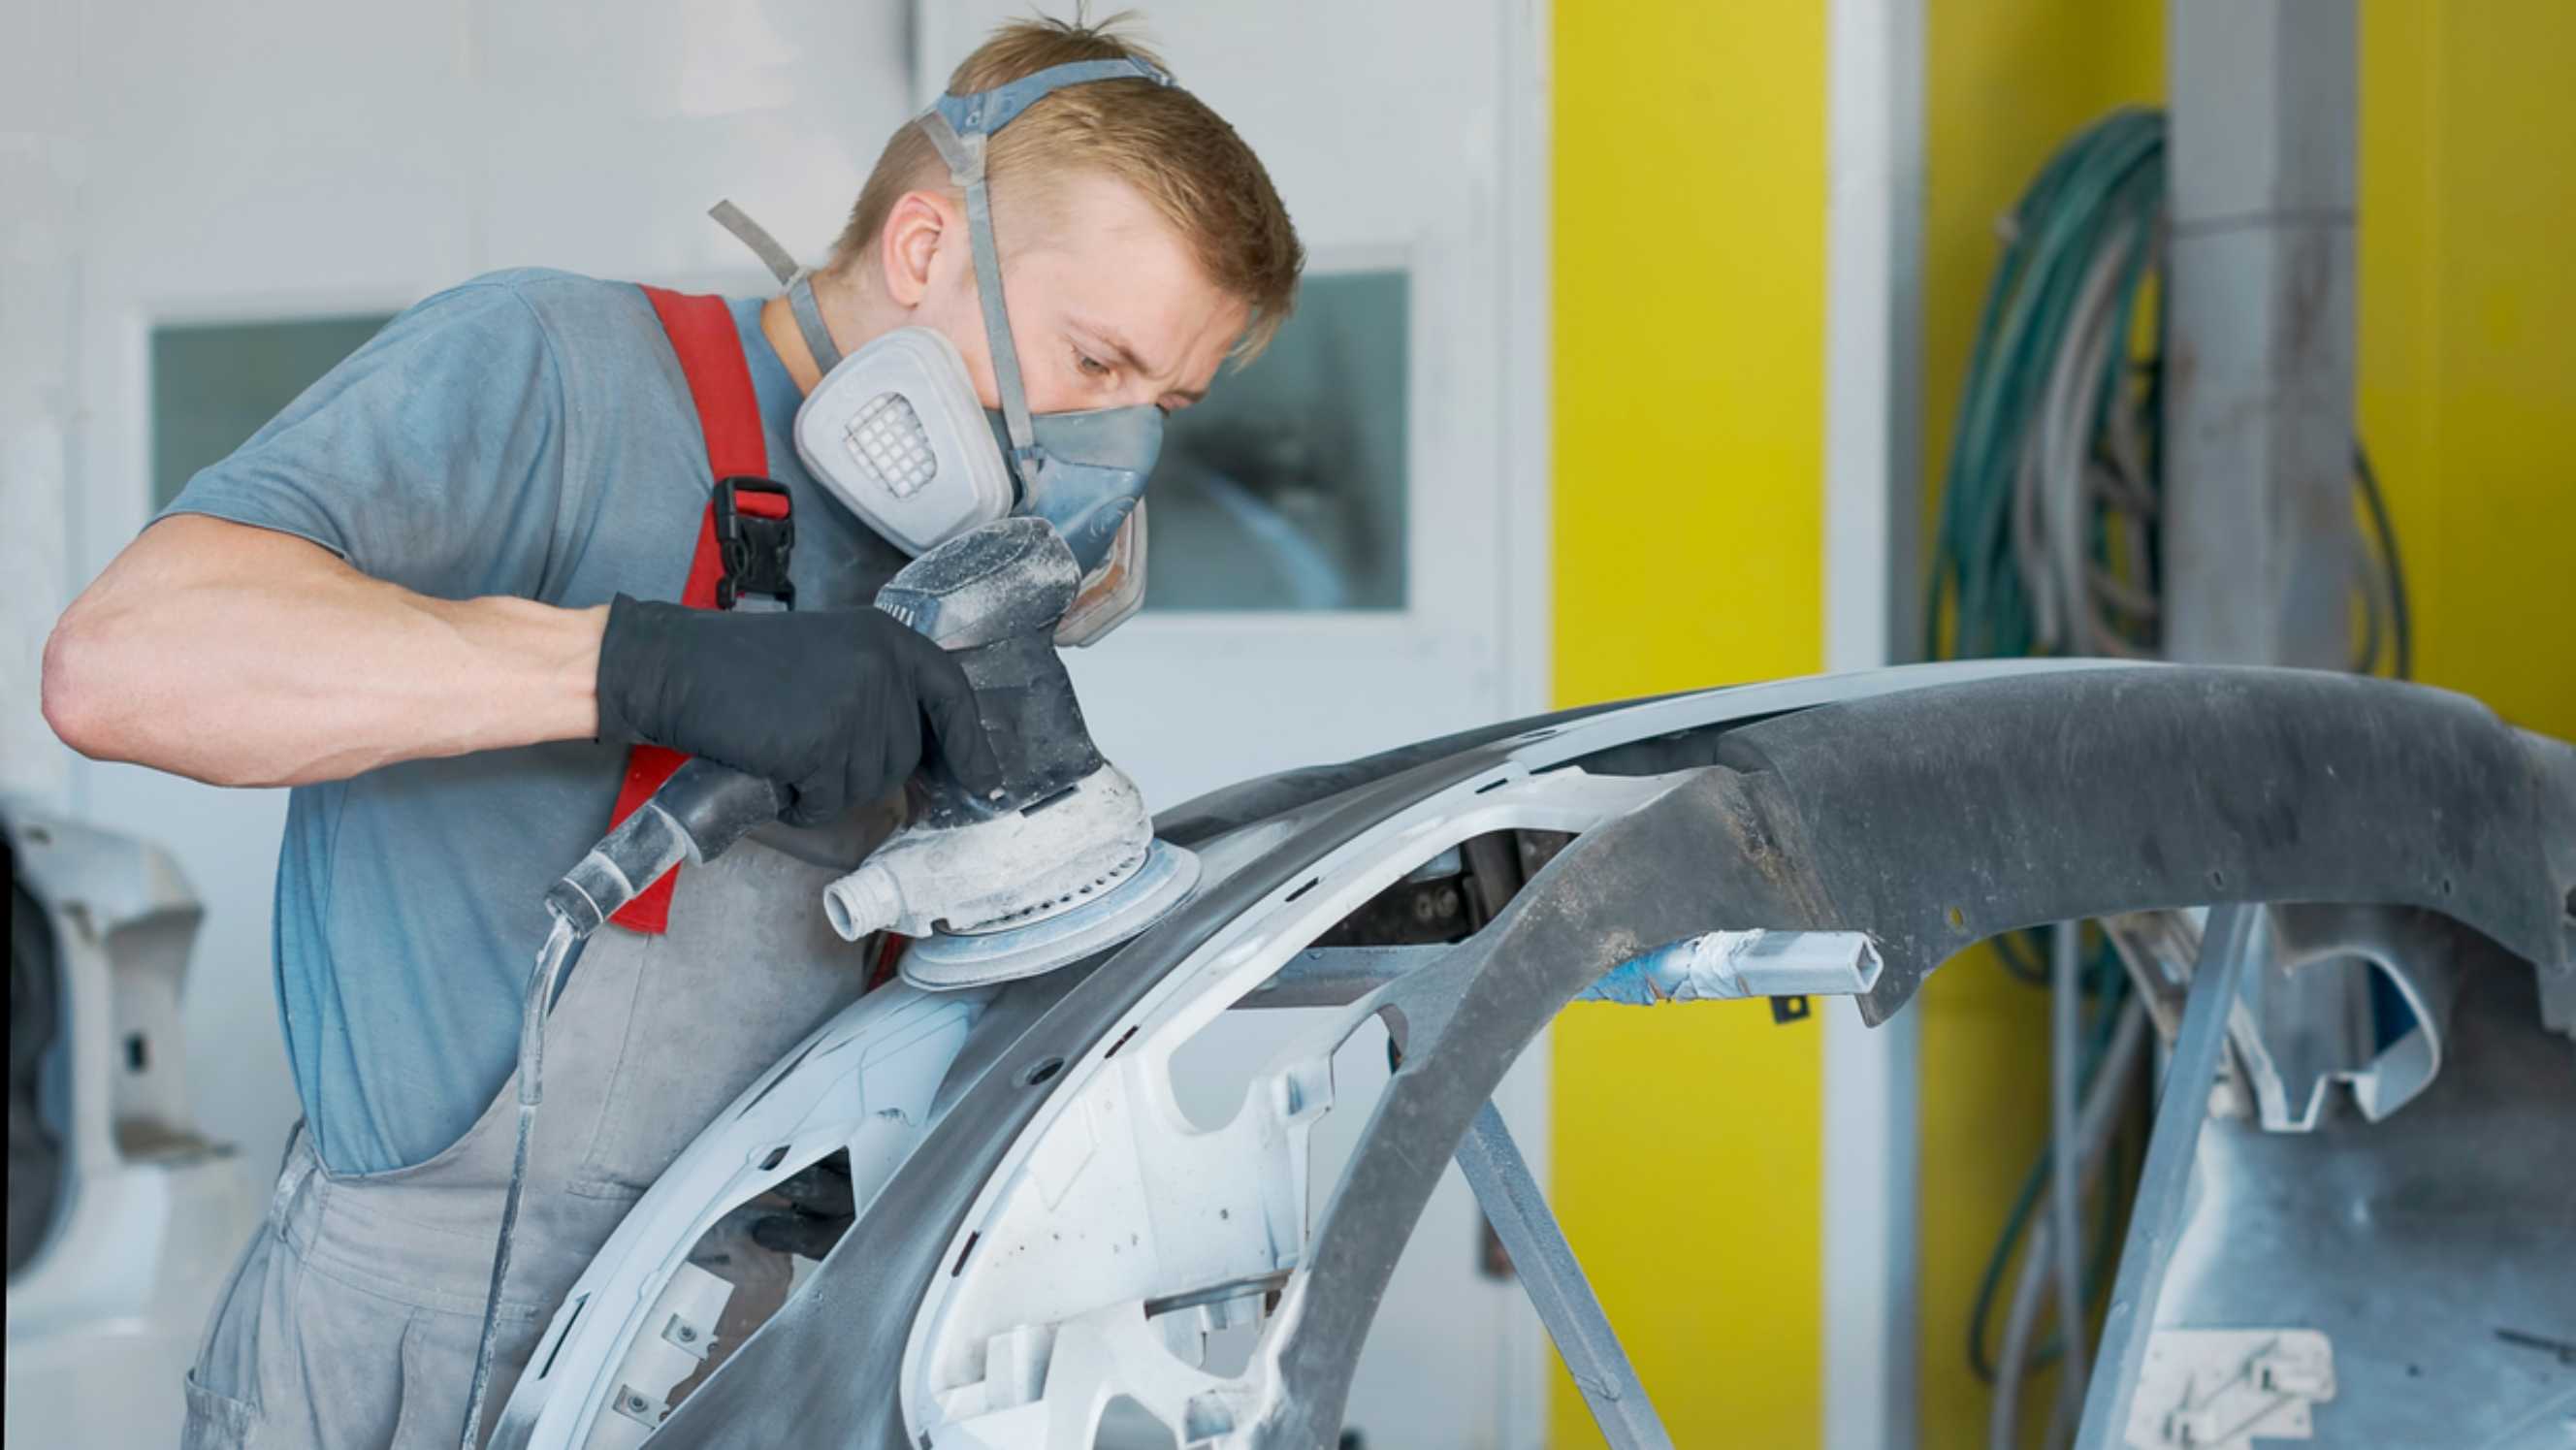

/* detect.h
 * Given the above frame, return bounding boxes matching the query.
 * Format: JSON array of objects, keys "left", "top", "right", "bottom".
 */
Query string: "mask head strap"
[
  {"left": 710, "top": 199, "right": 846, "bottom": 374},
  {"left": 914, "top": 58, "right": 1174, "bottom": 480}
]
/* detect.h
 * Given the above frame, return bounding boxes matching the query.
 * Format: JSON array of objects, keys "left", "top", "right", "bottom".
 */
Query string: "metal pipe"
[
  {"left": 2075, "top": 903, "right": 2261, "bottom": 1443},
  {"left": 1454, "top": 1102, "right": 1672, "bottom": 1450},
  {"left": 2046, "top": 920, "right": 2091, "bottom": 1432}
]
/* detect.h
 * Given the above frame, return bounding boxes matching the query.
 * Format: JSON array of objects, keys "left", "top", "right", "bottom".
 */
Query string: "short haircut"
[{"left": 833, "top": 12, "right": 1304, "bottom": 361}]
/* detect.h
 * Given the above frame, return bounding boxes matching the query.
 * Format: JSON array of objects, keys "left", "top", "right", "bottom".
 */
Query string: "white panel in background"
[{"left": 473, "top": 0, "right": 912, "bottom": 278}]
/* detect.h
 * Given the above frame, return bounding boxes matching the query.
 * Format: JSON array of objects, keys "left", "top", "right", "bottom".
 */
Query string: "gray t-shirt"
[{"left": 162, "top": 269, "right": 905, "bottom": 1174}]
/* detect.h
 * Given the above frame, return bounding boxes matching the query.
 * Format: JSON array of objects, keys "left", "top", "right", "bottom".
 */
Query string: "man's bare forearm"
[{"left": 42, "top": 515, "right": 608, "bottom": 788}]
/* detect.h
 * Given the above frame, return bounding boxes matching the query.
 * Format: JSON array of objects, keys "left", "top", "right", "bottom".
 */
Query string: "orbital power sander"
[
  {"left": 545, "top": 511, "right": 1200, "bottom": 983},
  {"left": 814, "top": 515, "right": 1201, "bottom": 984}
]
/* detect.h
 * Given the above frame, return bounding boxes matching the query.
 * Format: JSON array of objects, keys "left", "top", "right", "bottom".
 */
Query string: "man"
[{"left": 42, "top": 16, "right": 1301, "bottom": 1447}]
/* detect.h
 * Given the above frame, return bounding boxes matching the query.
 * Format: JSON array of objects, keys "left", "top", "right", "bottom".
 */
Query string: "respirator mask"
[{"left": 713, "top": 57, "right": 1177, "bottom": 645}]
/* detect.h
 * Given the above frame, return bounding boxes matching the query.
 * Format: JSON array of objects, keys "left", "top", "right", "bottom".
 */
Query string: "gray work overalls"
[{"left": 179, "top": 823, "right": 879, "bottom": 1448}]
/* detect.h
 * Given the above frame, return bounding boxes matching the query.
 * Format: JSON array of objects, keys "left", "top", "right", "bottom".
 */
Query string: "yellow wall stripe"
[{"left": 1551, "top": 3, "right": 1828, "bottom": 1445}]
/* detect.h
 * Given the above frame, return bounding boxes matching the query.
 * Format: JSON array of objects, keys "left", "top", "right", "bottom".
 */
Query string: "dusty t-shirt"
[{"left": 162, "top": 269, "right": 904, "bottom": 1174}]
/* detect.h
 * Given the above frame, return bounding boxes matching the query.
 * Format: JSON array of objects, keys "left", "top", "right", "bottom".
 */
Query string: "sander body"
[{"left": 829, "top": 515, "right": 1199, "bottom": 986}]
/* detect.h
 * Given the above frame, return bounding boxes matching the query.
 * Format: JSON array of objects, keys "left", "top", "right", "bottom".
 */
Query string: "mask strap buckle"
[{"left": 711, "top": 477, "right": 797, "bottom": 612}]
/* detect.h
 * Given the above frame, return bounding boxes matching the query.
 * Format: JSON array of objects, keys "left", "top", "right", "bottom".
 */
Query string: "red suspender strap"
[{"left": 603, "top": 285, "right": 793, "bottom": 933}]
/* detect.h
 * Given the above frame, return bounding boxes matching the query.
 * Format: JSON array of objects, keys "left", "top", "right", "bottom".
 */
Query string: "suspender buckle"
[{"left": 712, "top": 477, "right": 796, "bottom": 611}]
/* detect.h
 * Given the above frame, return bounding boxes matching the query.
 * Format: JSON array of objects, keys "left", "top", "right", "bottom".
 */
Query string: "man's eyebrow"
[{"left": 1074, "top": 316, "right": 1205, "bottom": 403}]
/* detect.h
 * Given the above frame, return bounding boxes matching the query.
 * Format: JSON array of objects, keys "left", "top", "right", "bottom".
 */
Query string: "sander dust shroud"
[{"left": 459, "top": 516, "right": 1196, "bottom": 1447}]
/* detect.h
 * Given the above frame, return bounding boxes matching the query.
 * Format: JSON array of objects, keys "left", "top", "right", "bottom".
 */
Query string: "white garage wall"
[{"left": 1, "top": 0, "right": 83, "bottom": 811}]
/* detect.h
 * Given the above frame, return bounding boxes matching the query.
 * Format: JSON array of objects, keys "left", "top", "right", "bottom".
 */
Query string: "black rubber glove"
[{"left": 595, "top": 596, "right": 1003, "bottom": 827}]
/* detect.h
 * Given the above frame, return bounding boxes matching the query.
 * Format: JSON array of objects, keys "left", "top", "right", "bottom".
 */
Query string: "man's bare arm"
[{"left": 42, "top": 516, "right": 605, "bottom": 788}]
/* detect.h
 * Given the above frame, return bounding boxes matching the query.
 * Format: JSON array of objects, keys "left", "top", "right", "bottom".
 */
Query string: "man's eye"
[{"left": 1075, "top": 350, "right": 1111, "bottom": 378}]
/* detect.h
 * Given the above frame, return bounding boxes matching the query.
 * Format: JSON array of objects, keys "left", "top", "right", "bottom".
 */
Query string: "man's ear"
[{"left": 877, "top": 189, "right": 957, "bottom": 309}]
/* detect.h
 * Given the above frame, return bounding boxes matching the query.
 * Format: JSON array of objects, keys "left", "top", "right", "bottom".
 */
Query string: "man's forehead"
[{"left": 1014, "top": 177, "right": 1249, "bottom": 385}]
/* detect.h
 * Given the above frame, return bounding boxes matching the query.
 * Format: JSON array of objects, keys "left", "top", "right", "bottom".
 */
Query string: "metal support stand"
[
  {"left": 2075, "top": 904, "right": 2260, "bottom": 1446},
  {"left": 1454, "top": 1101, "right": 1673, "bottom": 1450}
]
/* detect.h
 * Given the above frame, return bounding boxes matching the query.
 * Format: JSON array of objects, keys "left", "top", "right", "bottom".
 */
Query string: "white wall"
[{"left": 1, "top": 0, "right": 83, "bottom": 810}]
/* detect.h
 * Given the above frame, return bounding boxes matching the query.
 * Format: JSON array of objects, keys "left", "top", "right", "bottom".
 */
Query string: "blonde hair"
[{"left": 833, "top": 13, "right": 1304, "bottom": 360}]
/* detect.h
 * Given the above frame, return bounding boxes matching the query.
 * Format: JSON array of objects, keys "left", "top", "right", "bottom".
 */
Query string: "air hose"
[
  {"left": 1927, "top": 107, "right": 2411, "bottom": 677},
  {"left": 1928, "top": 107, "right": 2168, "bottom": 665},
  {"left": 458, "top": 759, "right": 783, "bottom": 1449}
]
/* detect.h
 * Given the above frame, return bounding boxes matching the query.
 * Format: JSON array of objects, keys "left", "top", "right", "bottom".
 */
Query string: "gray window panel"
[
  {"left": 151, "top": 315, "right": 396, "bottom": 511},
  {"left": 1143, "top": 270, "right": 1407, "bottom": 612}
]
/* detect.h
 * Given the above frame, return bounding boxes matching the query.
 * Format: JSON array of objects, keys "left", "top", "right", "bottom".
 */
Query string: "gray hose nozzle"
[{"left": 547, "top": 760, "right": 788, "bottom": 940}]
